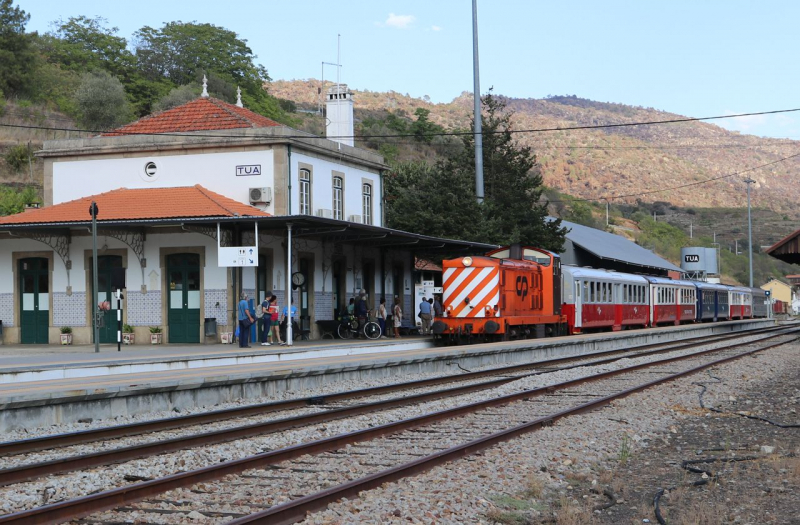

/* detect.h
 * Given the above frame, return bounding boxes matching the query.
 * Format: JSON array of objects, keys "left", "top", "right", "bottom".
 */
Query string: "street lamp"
[{"left": 744, "top": 178, "right": 755, "bottom": 287}]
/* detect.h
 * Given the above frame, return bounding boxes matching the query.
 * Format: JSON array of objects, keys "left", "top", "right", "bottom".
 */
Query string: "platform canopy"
[
  {"left": 0, "top": 185, "right": 495, "bottom": 255},
  {"left": 765, "top": 228, "right": 800, "bottom": 264}
]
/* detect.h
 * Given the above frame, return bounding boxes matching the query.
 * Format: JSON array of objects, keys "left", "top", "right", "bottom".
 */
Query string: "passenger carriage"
[
  {"left": 561, "top": 266, "right": 649, "bottom": 334},
  {"left": 645, "top": 277, "right": 696, "bottom": 326},
  {"left": 750, "top": 287, "right": 769, "bottom": 318},
  {"left": 693, "top": 282, "right": 730, "bottom": 322},
  {"left": 729, "top": 286, "right": 753, "bottom": 319}
]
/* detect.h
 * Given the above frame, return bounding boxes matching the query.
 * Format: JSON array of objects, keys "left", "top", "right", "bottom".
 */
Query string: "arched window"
[
  {"left": 362, "top": 183, "right": 372, "bottom": 225},
  {"left": 333, "top": 176, "right": 343, "bottom": 220},
  {"left": 299, "top": 169, "right": 311, "bottom": 215}
]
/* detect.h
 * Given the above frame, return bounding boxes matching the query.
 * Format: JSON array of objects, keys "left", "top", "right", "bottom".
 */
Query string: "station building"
[{"left": 0, "top": 83, "right": 491, "bottom": 345}]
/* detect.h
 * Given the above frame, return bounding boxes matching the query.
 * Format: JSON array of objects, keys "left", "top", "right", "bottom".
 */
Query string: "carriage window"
[
  {"left": 623, "top": 285, "right": 628, "bottom": 303},
  {"left": 590, "top": 282, "right": 595, "bottom": 303},
  {"left": 583, "top": 282, "right": 589, "bottom": 301}
]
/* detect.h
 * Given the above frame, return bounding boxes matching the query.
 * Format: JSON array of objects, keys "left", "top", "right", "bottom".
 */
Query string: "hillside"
[{"left": 272, "top": 80, "right": 800, "bottom": 222}]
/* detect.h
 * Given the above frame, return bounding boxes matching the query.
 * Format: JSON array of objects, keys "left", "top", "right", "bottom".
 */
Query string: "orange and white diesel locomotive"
[
  {"left": 432, "top": 245, "right": 768, "bottom": 344},
  {"left": 431, "top": 245, "right": 568, "bottom": 342}
]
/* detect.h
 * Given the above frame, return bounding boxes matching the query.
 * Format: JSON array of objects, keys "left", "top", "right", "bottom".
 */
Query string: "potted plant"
[
  {"left": 60, "top": 326, "right": 73, "bottom": 345},
  {"left": 149, "top": 326, "right": 163, "bottom": 345},
  {"left": 122, "top": 324, "right": 135, "bottom": 345}
]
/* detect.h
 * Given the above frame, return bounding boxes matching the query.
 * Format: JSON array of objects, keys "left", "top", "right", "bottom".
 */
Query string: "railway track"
[
  {"left": 0, "top": 325, "right": 795, "bottom": 524},
  {"left": 0, "top": 326, "right": 784, "bottom": 489}
]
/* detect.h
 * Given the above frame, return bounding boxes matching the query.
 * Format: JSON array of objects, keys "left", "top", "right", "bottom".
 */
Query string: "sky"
[{"left": 20, "top": 0, "right": 800, "bottom": 139}]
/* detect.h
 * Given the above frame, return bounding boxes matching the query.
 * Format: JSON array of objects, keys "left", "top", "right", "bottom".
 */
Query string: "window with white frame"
[
  {"left": 299, "top": 169, "right": 311, "bottom": 215},
  {"left": 333, "top": 176, "right": 343, "bottom": 220},
  {"left": 362, "top": 183, "right": 372, "bottom": 225}
]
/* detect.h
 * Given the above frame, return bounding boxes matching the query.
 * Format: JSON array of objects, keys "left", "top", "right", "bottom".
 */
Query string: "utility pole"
[
  {"left": 689, "top": 222, "right": 692, "bottom": 239},
  {"left": 90, "top": 201, "right": 100, "bottom": 353},
  {"left": 472, "top": 0, "right": 484, "bottom": 204},
  {"left": 605, "top": 200, "right": 609, "bottom": 226},
  {"left": 745, "top": 178, "right": 755, "bottom": 287}
]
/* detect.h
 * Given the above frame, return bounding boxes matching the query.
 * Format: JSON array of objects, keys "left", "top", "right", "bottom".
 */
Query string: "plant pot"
[
  {"left": 60, "top": 334, "right": 72, "bottom": 345},
  {"left": 123, "top": 333, "right": 135, "bottom": 345},
  {"left": 220, "top": 331, "right": 234, "bottom": 344},
  {"left": 150, "top": 333, "right": 163, "bottom": 345}
]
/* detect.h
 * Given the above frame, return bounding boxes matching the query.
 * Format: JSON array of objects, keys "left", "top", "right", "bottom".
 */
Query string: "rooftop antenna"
[{"left": 336, "top": 34, "right": 341, "bottom": 143}]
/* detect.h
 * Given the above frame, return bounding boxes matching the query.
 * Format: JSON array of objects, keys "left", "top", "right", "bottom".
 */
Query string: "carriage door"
[
  {"left": 167, "top": 254, "right": 201, "bottom": 343},
  {"left": 613, "top": 283, "right": 622, "bottom": 330},
  {"left": 552, "top": 258, "right": 562, "bottom": 315},
  {"left": 574, "top": 280, "right": 582, "bottom": 328},
  {"left": 20, "top": 258, "right": 49, "bottom": 344}
]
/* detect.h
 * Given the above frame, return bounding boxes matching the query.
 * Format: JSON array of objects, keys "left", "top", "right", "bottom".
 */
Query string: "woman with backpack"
[{"left": 268, "top": 295, "right": 284, "bottom": 345}]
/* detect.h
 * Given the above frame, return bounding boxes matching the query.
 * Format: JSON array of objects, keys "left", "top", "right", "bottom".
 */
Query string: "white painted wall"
[
  {"left": 291, "top": 152, "right": 381, "bottom": 226},
  {"left": 53, "top": 149, "right": 275, "bottom": 213}
]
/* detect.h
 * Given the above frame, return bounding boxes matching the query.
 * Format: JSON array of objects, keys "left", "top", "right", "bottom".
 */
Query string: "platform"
[{"left": 0, "top": 320, "right": 776, "bottom": 431}]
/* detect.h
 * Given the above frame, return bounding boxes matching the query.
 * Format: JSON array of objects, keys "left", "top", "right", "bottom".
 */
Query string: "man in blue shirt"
[
  {"left": 237, "top": 292, "right": 254, "bottom": 348},
  {"left": 419, "top": 296, "right": 432, "bottom": 335}
]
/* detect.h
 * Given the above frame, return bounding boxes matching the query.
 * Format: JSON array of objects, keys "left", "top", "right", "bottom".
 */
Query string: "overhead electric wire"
[
  {"left": 1, "top": 107, "right": 800, "bottom": 141},
  {"left": 541, "top": 150, "right": 800, "bottom": 205}
]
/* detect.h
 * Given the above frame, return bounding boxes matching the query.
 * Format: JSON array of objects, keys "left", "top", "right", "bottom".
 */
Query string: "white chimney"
[{"left": 325, "top": 84, "right": 354, "bottom": 147}]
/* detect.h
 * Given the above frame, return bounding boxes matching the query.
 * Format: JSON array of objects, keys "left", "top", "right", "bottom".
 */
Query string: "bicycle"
[{"left": 336, "top": 315, "right": 382, "bottom": 340}]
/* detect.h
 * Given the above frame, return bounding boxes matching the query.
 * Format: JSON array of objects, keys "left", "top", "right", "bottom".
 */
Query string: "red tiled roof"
[
  {"left": 104, "top": 97, "right": 281, "bottom": 136},
  {"left": 0, "top": 185, "right": 270, "bottom": 225}
]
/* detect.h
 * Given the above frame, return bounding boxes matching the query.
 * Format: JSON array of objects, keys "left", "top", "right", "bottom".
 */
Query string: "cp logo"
[{"left": 515, "top": 276, "right": 529, "bottom": 299}]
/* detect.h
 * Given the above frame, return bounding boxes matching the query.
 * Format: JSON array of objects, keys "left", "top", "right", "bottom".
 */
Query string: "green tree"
[
  {"left": 0, "top": 0, "right": 38, "bottom": 96},
  {"left": 446, "top": 93, "right": 567, "bottom": 251},
  {"left": 385, "top": 94, "right": 566, "bottom": 251},
  {"left": 133, "top": 22, "right": 288, "bottom": 121},
  {"left": 0, "top": 186, "right": 39, "bottom": 216},
  {"left": 74, "top": 70, "right": 132, "bottom": 130},
  {"left": 410, "top": 108, "right": 445, "bottom": 144},
  {"left": 152, "top": 84, "right": 200, "bottom": 112},
  {"left": 385, "top": 160, "right": 482, "bottom": 241},
  {"left": 38, "top": 16, "right": 134, "bottom": 77}
]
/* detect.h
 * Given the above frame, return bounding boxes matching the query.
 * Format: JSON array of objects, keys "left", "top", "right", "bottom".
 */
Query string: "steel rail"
[
  {"left": 0, "top": 324, "right": 780, "bottom": 458},
  {"left": 0, "top": 327, "right": 788, "bottom": 487},
  {"left": 1, "top": 329, "right": 794, "bottom": 525},
  {"left": 233, "top": 337, "right": 797, "bottom": 525}
]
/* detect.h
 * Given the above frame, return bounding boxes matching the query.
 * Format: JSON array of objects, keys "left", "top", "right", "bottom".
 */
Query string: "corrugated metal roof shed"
[{"left": 551, "top": 218, "right": 683, "bottom": 274}]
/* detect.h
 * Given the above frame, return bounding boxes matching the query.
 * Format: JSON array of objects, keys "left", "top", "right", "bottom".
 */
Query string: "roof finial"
[
  {"left": 236, "top": 86, "right": 243, "bottom": 107},
  {"left": 201, "top": 75, "right": 209, "bottom": 98}
]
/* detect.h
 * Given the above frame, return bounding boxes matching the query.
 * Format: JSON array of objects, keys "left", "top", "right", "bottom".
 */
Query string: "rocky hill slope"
[{"left": 272, "top": 80, "right": 800, "bottom": 216}]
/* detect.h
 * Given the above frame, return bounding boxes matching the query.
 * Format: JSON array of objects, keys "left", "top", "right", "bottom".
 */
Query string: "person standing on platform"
[
  {"left": 393, "top": 297, "right": 403, "bottom": 338},
  {"left": 259, "top": 296, "right": 271, "bottom": 346},
  {"left": 238, "top": 292, "right": 254, "bottom": 348},
  {"left": 268, "top": 295, "right": 283, "bottom": 346},
  {"left": 355, "top": 294, "right": 369, "bottom": 337},
  {"left": 433, "top": 295, "right": 443, "bottom": 318},
  {"left": 377, "top": 297, "right": 387, "bottom": 338},
  {"left": 419, "top": 296, "right": 432, "bottom": 335}
]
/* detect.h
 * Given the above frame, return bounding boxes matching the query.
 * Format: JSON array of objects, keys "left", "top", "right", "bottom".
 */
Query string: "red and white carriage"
[
  {"left": 561, "top": 266, "right": 649, "bottom": 334},
  {"left": 645, "top": 276, "right": 696, "bottom": 326}
]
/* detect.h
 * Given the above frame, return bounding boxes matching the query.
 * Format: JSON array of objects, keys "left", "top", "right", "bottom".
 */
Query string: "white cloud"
[
  {"left": 385, "top": 13, "right": 415, "bottom": 29},
  {"left": 716, "top": 109, "right": 800, "bottom": 139},
  {"left": 431, "top": 25, "right": 442, "bottom": 31}
]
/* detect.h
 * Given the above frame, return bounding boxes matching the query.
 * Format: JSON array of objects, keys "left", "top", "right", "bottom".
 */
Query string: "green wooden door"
[
  {"left": 92, "top": 256, "right": 123, "bottom": 343},
  {"left": 20, "top": 258, "right": 49, "bottom": 344},
  {"left": 167, "top": 254, "right": 200, "bottom": 343}
]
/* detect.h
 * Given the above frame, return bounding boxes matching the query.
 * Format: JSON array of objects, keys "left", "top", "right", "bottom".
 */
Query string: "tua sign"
[{"left": 236, "top": 165, "right": 261, "bottom": 176}]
